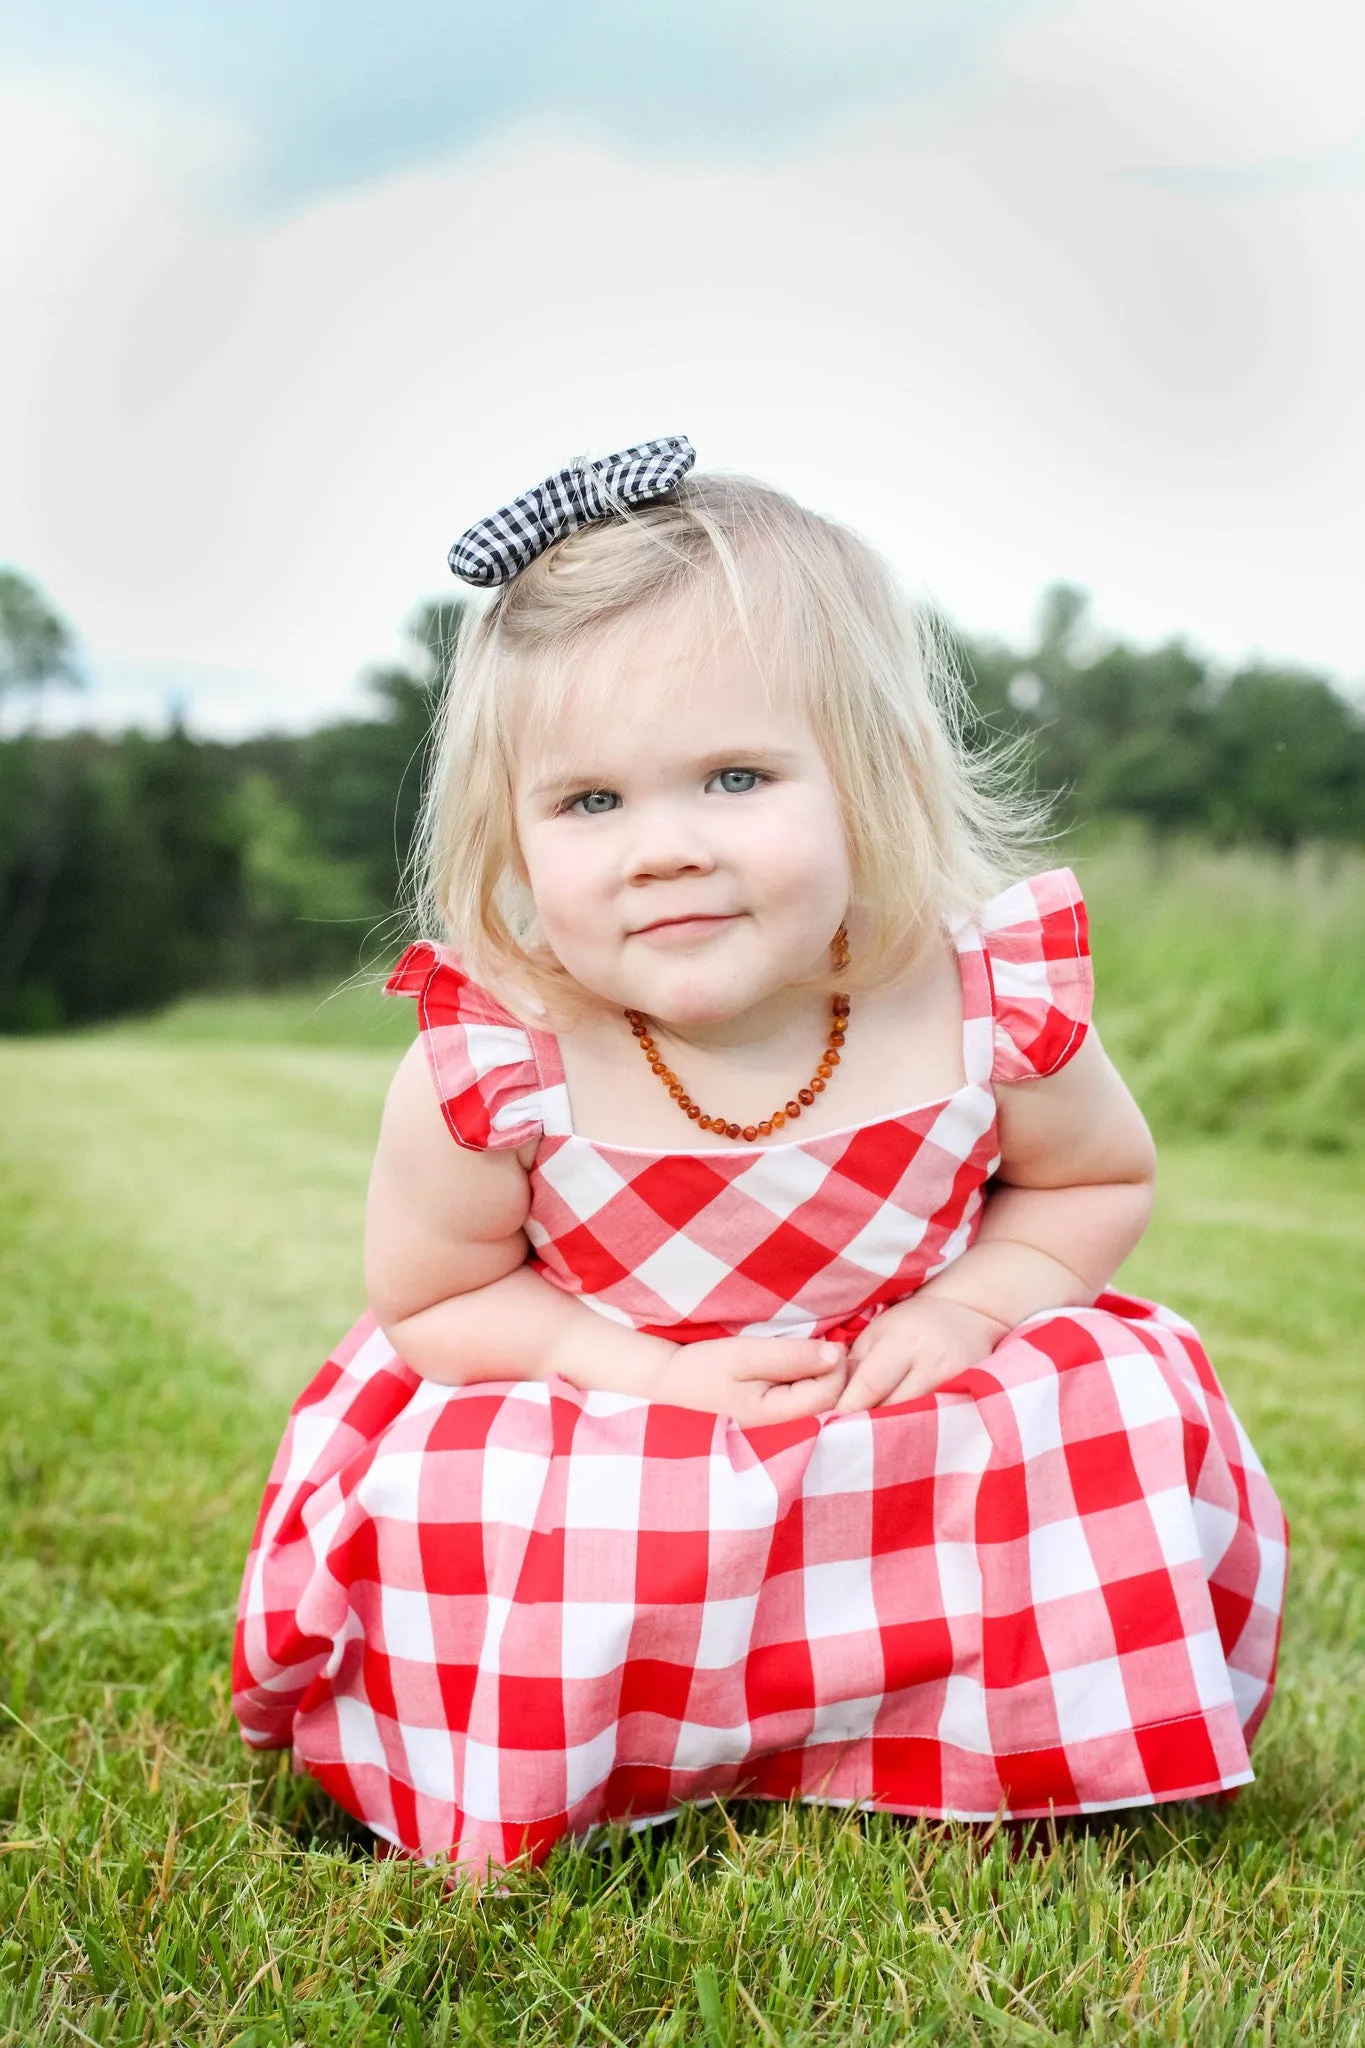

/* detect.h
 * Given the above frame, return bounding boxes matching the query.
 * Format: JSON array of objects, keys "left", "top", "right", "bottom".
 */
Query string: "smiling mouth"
[{"left": 634, "top": 914, "right": 737, "bottom": 935}]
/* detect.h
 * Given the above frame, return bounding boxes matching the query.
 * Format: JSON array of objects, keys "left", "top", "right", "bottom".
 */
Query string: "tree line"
[{"left": 1, "top": 570, "right": 1362, "bottom": 1032}]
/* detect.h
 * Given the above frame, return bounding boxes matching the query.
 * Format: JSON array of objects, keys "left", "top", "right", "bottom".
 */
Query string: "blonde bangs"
[{"left": 413, "top": 473, "right": 1046, "bottom": 1019}]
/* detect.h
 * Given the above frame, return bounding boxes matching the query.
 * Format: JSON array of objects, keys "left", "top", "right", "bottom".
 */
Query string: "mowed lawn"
[{"left": 2, "top": 1011, "right": 1363, "bottom": 2046}]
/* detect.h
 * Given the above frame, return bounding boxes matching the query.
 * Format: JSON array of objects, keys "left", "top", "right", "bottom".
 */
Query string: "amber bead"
[
  {"left": 686, "top": 1103, "right": 701, "bottom": 1120},
  {"left": 758, "top": 1119, "right": 773, "bottom": 1136},
  {"left": 810, "top": 1077, "right": 826, "bottom": 1092},
  {"left": 785, "top": 1100, "right": 801, "bottom": 1118},
  {"left": 668, "top": 1082, "right": 683, "bottom": 1098},
  {"left": 798, "top": 1087, "right": 815, "bottom": 1106},
  {"left": 741, "top": 1125, "right": 758, "bottom": 1142},
  {"left": 678, "top": 1094, "right": 692, "bottom": 1110},
  {"left": 725, "top": 1121, "right": 742, "bottom": 1140},
  {"left": 640, "top": 1035, "right": 655, "bottom": 1052},
  {"left": 816, "top": 1061, "right": 833, "bottom": 1078},
  {"left": 825, "top": 1049, "right": 841, "bottom": 1065},
  {"left": 771, "top": 1110, "right": 786, "bottom": 1128}
]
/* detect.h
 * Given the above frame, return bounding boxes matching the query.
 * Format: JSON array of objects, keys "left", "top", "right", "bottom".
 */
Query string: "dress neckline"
[{"left": 528, "top": 917, "right": 996, "bottom": 1161}]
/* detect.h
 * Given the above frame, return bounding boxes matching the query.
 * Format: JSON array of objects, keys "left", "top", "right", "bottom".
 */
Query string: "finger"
[
  {"left": 759, "top": 1364, "right": 846, "bottom": 1421},
  {"left": 834, "top": 1343, "right": 917, "bottom": 1415},
  {"left": 741, "top": 1339, "right": 846, "bottom": 1384},
  {"left": 876, "top": 1354, "right": 960, "bottom": 1408}
]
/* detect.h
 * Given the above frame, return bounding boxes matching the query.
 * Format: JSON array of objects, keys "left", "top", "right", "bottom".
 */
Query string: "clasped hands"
[{"left": 648, "top": 1294, "right": 1008, "bottom": 1429}]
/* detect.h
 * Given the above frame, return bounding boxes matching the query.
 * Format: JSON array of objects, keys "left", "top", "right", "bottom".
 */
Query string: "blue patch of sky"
[{"left": 0, "top": 0, "right": 1057, "bottom": 212}]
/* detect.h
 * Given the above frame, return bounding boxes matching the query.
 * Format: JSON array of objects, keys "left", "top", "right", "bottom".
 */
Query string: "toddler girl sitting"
[{"left": 234, "top": 441, "right": 1285, "bottom": 1876}]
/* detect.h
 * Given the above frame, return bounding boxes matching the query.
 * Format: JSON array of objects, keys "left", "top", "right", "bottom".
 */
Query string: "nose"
[{"left": 622, "top": 799, "right": 718, "bottom": 883}]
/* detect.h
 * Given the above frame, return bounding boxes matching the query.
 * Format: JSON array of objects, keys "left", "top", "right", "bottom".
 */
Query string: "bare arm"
[
  {"left": 836, "top": 1029, "right": 1155, "bottom": 1411},
  {"left": 919, "top": 1027, "right": 1156, "bottom": 1329},
  {"left": 365, "top": 1041, "right": 675, "bottom": 1394},
  {"left": 364, "top": 1042, "right": 847, "bottom": 1420}
]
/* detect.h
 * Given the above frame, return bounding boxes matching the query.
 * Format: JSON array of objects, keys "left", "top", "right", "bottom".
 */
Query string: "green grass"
[
  {"left": 100, "top": 975, "right": 416, "bottom": 1053},
  {"left": 2, "top": 1002, "right": 1364, "bottom": 2043},
  {"left": 1076, "top": 834, "right": 1365, "bottom": 1153}
]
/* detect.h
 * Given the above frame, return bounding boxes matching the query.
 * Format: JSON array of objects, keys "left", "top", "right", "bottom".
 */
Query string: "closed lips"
[{"left": 635, "top": 914, "right": 735, "bottom": 933}]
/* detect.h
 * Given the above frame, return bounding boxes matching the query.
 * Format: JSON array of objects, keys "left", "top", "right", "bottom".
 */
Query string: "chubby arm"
[
  {"left": 836, "top": 1030, "right": 1155, "bottom": 1411},
  {"left": 365, "top": 1041, "right": 672, "bottom": 1395},
  {"left": 365, "top": 1042, "right": 847, "bottom": 1421},
  {"left": 922, "top": 1027, "right": 1157, "bottom": 1328}
]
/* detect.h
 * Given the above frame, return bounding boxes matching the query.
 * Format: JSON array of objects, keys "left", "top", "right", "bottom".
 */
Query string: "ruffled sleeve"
[
  {"left": 976, "top": 868, "right": 1093, "bottom": 1083},
  {"left": 385, "top": 942, "right": 566, "bottom": 1150}
]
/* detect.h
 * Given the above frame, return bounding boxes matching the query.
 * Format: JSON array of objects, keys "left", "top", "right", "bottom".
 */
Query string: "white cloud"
[{"left": 1, "top": 0, "right": 1362, "bottom": 734}]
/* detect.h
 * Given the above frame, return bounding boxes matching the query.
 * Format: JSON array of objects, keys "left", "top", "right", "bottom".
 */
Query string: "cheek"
[
  {"left": 521, "top": 829, "right": 608, "bottom": 943},
  {"left": 749, "top": 790, "right": 849, "bottom": 899}
]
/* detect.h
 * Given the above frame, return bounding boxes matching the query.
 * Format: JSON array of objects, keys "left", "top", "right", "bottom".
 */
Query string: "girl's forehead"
[{"left": 510, "top": 612, "right": 810, "bottom": 780}]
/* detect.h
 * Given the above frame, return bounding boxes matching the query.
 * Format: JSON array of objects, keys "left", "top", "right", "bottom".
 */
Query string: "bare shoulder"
[{"left": 994, "top": 1029, "right": 1157, "bottom": 1188}]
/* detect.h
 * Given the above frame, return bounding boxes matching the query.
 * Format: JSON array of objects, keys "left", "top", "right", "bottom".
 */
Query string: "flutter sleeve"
[
  {"left": 976, "top": 867, "right": 1094, "bottom": 1083},
  {"left": 385, "top": 941, "right": 563, "bottom": 1149}
]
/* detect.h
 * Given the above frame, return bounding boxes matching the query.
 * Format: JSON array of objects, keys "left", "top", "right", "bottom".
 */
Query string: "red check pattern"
[{"left": 233, "top": 871, "right": 1286, "bottom": 1875}]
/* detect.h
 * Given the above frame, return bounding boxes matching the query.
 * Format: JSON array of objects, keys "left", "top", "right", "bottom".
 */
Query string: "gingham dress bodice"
[{"left": 385, "top": 870, "right": 1094, "bottom": 1345}]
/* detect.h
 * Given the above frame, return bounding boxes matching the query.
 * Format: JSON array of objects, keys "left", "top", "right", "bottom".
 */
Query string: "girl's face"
[{"left": 512, "top": 612, "right": 851, "bottom": 1031}]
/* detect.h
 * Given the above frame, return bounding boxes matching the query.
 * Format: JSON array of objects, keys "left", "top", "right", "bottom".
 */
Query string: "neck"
[{"left": 642, "top": 982, "right": 834, "bottom": 1057}]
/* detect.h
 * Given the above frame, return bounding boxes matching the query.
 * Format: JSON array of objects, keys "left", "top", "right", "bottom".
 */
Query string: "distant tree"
[
  {"left": 283, "top": 599, "right": 464, "bottom": 933},
  {"left": 955, "top": 583, "right": 1365, "bottom": 843},
  {"left": 0, "top": 572, "right": 86, "bottom": 1020},
  {"left": 0, "top": 568, "right": 82, "bottom": 712},
  {"left": 1205, "top": 668, "right": 1365, "bottom": 847}
]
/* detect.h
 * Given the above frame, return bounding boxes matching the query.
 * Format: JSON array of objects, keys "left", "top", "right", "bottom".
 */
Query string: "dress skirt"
[{"left": 233, "top": 1290, "right": 1286, "bottom": 1875}]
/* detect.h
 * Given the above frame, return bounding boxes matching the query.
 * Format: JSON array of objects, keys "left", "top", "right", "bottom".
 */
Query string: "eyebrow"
[{"left": 525, "top": 746, "right": 807, "bottom": 802}]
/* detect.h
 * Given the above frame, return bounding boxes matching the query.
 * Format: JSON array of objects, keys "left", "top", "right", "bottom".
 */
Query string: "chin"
[{"left": 627, "top": 970, "right": 762, "bottom": 1027}]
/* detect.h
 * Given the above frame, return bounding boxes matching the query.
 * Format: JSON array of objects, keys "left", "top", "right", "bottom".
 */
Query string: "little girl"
[{"left": 234, "top": 439, "right": 1286, "bottom": 1876}]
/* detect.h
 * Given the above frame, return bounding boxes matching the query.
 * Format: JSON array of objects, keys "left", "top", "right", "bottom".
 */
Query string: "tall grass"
[{"left": 1075, "top": 833, "right": 1365, "bottom": 1152}]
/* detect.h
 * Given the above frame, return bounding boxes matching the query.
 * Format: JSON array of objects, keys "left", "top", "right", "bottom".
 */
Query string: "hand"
[
  {"left": 833, "top": 1296, "right": 1007, "bottom": 1414},
  {"left": 651, "top": 1336, "right": 848, "bottom": 1427}
]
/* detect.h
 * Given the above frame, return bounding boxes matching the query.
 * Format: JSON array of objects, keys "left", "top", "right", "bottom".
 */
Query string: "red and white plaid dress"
[{"left": 233, "top": 869, "right": 1286, "bottom": 1873}]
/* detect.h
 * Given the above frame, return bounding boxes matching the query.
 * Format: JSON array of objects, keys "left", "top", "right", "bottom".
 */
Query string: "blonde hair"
[{"left": 415, "top": 471, "right": 1044, "bottom": 1016}]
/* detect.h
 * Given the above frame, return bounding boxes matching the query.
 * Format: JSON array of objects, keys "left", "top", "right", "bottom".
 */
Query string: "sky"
[{"left": 2, "top": 0, "right": 1363, "bottom": 734}]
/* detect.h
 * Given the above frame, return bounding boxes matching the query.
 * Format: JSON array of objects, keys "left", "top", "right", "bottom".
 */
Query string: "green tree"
[
  {"left": 0, "top": 572, "right": 86, "bottom": 1021},
  {"left": 0, "top": 568, "right": 82, "bottom": 710},
  {"left": 1205, "top": 668, "right": 1365, "bottom": 847}
]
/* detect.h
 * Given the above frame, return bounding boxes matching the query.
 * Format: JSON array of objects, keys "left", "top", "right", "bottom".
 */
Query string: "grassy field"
[{"left": 2, "top": 843, "right": 1364, "bottom": 2044}]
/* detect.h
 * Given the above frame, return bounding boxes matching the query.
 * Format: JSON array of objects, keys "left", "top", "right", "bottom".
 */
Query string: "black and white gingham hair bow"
[{"left": 447, "top": 435, "right": 696, "bottom": 586}]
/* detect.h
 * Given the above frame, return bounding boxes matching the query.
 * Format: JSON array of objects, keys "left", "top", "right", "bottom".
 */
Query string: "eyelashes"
[{"left": 565, "top": 789, "right": 620, "bottom": 817}]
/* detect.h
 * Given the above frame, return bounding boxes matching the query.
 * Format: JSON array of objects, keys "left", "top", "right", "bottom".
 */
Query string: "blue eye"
[
  {"left": 568, "top": 788, "right": 620, "bottom": 816},
  {"left": 709, "top": 768, "right": 762, "bottom": 795}
]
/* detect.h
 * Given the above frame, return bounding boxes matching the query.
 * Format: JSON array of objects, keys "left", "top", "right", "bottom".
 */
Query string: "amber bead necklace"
[{"left": 624, "top": 925, "right": 850, "bottom": 1143}]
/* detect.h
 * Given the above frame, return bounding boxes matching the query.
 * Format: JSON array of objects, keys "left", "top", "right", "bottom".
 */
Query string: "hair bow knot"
[{"left": 448, "top": 435, "right": 696, "bottom": 586}]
